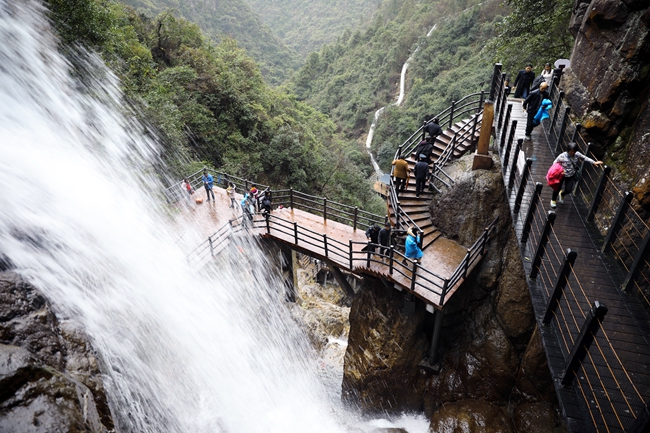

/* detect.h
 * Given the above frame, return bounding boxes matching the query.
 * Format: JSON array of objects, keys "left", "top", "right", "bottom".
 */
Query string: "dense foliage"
[
  {"left": 120, "top": 0, "right": 301, "bottom": 85},
  {"left": 45, "top": 0, "right": 385, "bottom": 214},
  {"left": 484, "top": 0, "right": 574, "bottom": 74},
  {"left": 45, "top": 0, "right": 576, "bottom": 216},
  {"left": 288, "top": 0, "right": 506, "bottom": 171},
  {"left": 242, "top": 0, "right": 381, "bottom": 59}
]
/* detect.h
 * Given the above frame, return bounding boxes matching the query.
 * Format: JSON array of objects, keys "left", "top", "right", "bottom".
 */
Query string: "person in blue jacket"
[
  {"left": 404, "top": 227, "right": 423, "bottom": 264},
  {"left": 202, "top": 169, "right": 216, "bottom": 202}
]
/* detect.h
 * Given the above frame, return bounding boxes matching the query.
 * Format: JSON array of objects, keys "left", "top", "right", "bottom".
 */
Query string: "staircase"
[{"left": 388, "top": 115, "right": 482, "bottom": 250}]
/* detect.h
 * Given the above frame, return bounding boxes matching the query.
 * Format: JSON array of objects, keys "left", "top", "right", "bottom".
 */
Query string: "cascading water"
[{"left": 0, "top": 2, "right": 431, "bottom": 432}]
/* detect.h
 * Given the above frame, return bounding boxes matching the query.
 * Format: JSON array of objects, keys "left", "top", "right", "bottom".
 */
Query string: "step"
[
  {"left": 422, "top": 231, "right": 441, "bottom": 250},
  {"left": 399, "top": 205, "right": 430, "bottom": 213}
]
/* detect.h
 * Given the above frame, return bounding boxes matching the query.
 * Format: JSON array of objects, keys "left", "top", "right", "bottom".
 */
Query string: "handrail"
[
  {"left": 491, "top": 61, "right": 650, "bottom": 432},
  {"left": 188, "top": 209, "right": 497, "bottom": 306},
  {"left": 393, "top": 90, "right": 487, "bottom": 163},
  {"left": 166, "top": 173, "right": 384, "bottom": 232},
  {"left": 538, "top": 69, "right": 650, "bottom": 302}
]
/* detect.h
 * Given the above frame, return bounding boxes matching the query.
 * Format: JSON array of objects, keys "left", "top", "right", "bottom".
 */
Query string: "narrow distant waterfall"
[
  {"left": 0, "top": 2, "right": 350, "bottom": 432},
  {"left": 365, "top": 24, "right": 437, "bottom": 177}
]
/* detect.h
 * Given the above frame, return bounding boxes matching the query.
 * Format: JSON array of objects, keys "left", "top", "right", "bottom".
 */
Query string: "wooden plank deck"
[
  {"left": 180, "top": 185, "right": 469, "bottom": 308},
  {"left": 498, "top": 98, "right": 650, "bottom": 433}
]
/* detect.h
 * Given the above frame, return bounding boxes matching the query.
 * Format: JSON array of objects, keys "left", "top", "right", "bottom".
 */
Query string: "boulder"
[
  {"left": 342, "top": 279, "right": 428, "bottom": 414},
  {"left": 513, "top": 401, "right": 559, "bottom": 433},
  {"left": 0, "top": 272, "right": 113, "bottom": 432},
  {"left": 428, "top": 400, "right": 514, "bottom": 433}
]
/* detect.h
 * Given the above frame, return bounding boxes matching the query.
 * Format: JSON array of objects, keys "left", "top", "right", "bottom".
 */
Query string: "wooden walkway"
[
  {"left": 182, "top": 185, "right": 475, "bottom": 309},
  {"left": 498, "top": 98, "right": 650, "bottom": 433}
]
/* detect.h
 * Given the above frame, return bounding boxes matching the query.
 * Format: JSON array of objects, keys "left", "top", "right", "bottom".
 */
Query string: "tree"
[{"left": 484, "top": 0, "right": 574, "bottom": 74}]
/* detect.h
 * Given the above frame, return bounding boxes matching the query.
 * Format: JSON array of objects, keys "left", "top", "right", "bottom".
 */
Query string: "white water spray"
[
  {"left": 0, "top": 2, "right": 435, "bottom": 431},
  {"left": 0, "top": 2, "right": 353, "bottom": 432}
]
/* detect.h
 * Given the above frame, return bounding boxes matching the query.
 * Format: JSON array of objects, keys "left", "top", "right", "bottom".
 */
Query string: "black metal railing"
[
  {"left": 188, "top": 210, "right": 498, "bottom": 306},
  {"left": 394, "top": 91, "right": 487, "bottom": 163},
  {"left": 537, "top": 72, "right": 650, "bottom": 316},
  {"left": 492, "top": 61, "right": 650, "bottom": 432},
  {"left": 165, "top": 170, "right": 384, "bottom": 233}
]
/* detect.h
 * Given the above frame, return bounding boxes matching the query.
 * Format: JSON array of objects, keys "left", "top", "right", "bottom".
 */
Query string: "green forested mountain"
[
  {"left": 46, "top": 0, "right": 384, "bottom": 212},
  {"left": 121, "top": 0, "right": 301, "bottom": 85},
  {"left": 241, "top": 0, "right": 381, "bottom": 59},
  {"left": 288, "top": 0, "right": 572, "bottom": 171},
  {"left": 289, "top": 0, "right": 494, "bottom": 136},
  {"left": 46, "top": 0, "right": 572, "bottom": 214}
]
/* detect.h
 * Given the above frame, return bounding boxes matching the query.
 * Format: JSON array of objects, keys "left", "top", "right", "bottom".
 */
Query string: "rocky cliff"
[
  {"left": 563, "top": 0, "right": 650, "bottom": 209},
  {"left": 0, "top": 272, "right": 113, "bottom": 432},
  {"left": 342, "top": 154, "right": 562, "bottom": 432}
]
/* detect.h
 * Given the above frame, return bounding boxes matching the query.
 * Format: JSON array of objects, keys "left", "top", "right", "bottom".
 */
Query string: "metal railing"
[
  {"left": 188, "top": 210, "right": 498, "bottom": 306},
  {"left": 393, "top": 91, "right": 487, "bottom": 163},
  {"left": 165, "top": 169, "right": 384, "bottom": 232},
  {"left": 492, "top": 61, "right": 650, "bottom": 432},
  {"left": 270, "top": 188, "right": 384, "bottom": 231},
  {"left": 538, "top": 72, "right": 650, "bottom": 316}
]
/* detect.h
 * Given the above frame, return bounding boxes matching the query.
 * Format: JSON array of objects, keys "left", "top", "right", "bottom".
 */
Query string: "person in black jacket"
[
  {"left": 365, "top": 224, "right": 381, "bottom": 254},
  {"left": 422, "top": 117, "right": 443, "bottom": 142},
  {"left": 522, "top": 82, "right": 550, "bottom": 140},
  {"left": 414, "top": 156, "right": 429, "bottom": 198},
  {"left": 414, "top": 138, "right": 434, "bottom": 164},
  {"left": 513, "top": 64, "right": 535, "bottom": 98},
  {"left": 378, "top": 223, "right": 392, "bottom": 258}
]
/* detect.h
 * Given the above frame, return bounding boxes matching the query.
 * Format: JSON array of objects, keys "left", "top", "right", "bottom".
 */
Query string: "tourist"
[
  {"left": 226, "top": 182, "right": 236, "bottom": 208},
  {"left": 414, "top": 137, "right": 434, "bottom": 164},
  {"left": 378, "top": 223, "right": 392, "bottom": 258},
  {"left": 391, "top": 156, "right": 410, "bottom": 195},
  {"left": 404, "top": 227, "right": 423, "bottom": 264},
  {"left": 422, "top": 116, "right": 443, "bottom": 142},
  {"left": 522, "top": 82, "right": 550, "bottom": 141},
  {"left": 241, "top": 193, "right": 254, "bottom": 225},
  {"left": 541, "top": 63, "right": 554, "bottom": 86},
  {"left": 504, "top": 79, "right": 511, "bottom": 97},
  {"left": 260, "top": 190, "right": 272, "bottom": 216},
  {"left": 414, "top": 156, "right": 429, "bottom": 198},
  {"left": 182, "top": 178, "right": 193, "bottom": 203},
  {"left": 249, "top": 185, "right": 260, "bottom": 211},
  {"left": 202, "top": 169, "right": 215, "bottom": 202},
  {"left": 550, "top": 142, "right": 603, "bottom": 209},
  {"left": 365, "top": 224, "right": 381, "bottom": 254},
  {"left": 513, "top": 64, "right": 535, "bottom": 98},
  {"left": 533, "top": 98, "right": 553, "bottom": 126}
]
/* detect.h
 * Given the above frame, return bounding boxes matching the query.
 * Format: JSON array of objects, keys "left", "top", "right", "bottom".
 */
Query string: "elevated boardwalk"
[
  {"left": 183, "top": 183, "right": 489, "bottom": 309},
  {"left": 494, "top": 70, "right": 650, "bottom": 433}
]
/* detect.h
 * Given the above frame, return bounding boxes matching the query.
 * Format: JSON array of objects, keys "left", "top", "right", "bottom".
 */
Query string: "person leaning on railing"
[{"left": 550, "top": 141, "right": 603, "bottom": 209}]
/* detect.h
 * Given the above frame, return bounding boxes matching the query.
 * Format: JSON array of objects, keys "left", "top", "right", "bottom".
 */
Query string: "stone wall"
[
  {"left": 563, "top": 0, "right": 650, "bottom": 209},
  {"left": 341, "top": 155, "right": 562, "bottom": 432}
]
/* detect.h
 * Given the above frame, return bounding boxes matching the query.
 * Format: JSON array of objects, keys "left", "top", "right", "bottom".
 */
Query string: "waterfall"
[
  {"left": 365, "top": 24, "right": 437, "bottom": 177},
  {"left": 0, "top": 2, "right": 434, "bottom": 432},
  {"left": 0, "top": 2, "right": 346, "bottom": 432}
]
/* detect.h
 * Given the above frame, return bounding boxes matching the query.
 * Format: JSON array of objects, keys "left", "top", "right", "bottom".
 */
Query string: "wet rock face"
[
  {"left": 342, "top": 280, "right": 428, "bottom": 414},
  {"left": 343, "top": 156, "right": 559, "bottom": 429},
  {"left": 564, "top": 0, "right": 650, "bottom": 189},
  {"left": 428, "top": 400, "right": 515, "bottom": 433},
  {"left": 0, "top": 272, "right": 113, "bottom": 432}
]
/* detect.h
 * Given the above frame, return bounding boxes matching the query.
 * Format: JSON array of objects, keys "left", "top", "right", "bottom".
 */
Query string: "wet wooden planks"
[{"left": 499, "top": 99, "right": 650, "bottom": 432}]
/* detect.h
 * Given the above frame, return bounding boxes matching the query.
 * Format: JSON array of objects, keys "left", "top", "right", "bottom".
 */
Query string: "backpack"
[
  {"left": 531, "top": 74, "right": 545, "bottom": 91},
  {"left": 546, "top": 162, "right": 564, "bottom": 190}
]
